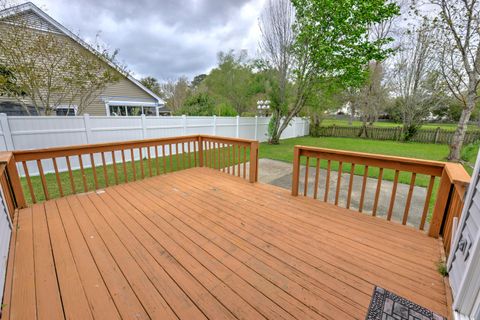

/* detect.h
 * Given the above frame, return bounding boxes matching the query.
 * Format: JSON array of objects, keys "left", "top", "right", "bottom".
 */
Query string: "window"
[
  {"left": 108, "top": 104, "right": 158, "bottom": 117},
  {"left": 55, "top": 106, "right": 76, "bottom": 116}
]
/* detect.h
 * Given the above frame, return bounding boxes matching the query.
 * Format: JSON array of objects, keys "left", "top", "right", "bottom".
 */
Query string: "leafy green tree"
[
  {"left": 140, "top": 76, "right": 161, "bottom": 96},
  {"left": 261, "top": 0, "right": 399, "bottom": 143},
  {"left": 176, "top": 92, "right": 215, "bottom": 116}
]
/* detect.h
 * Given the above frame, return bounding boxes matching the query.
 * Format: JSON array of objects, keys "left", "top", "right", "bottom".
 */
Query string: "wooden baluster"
[
  {"left": 217, "top": 143, "right": 222, "bottom": 171},
  {"left": 155, "top": 146, "right": 160, "bottom": 175},
  {"left": 65, "top": 156, "right": 76, "bottom": 194},
  {"left": 204, "top": 141, "right": 209, "bottom": 168},
  {"left": 22, "top": 161, "right": 36, "bottom": 203},
  {"left": 147, "top": 147, "right": 152, "bottom": 177},
  {"left": 188, "top": 142, "right": 192, "bottom": 168},
  {"left": 111, "top": 151, "right": 119, "bottom": 185},
  {"left": 139, "top": 148, "right": 145, "bottom": 178},
  {"left": 52, "top": 158, "right": 64, "bottom": 197},
  {"left": 223, "top": 144, "right": 227, "bottom": 172},
  {"left": 169, "top": 144, "right": 173, "bottom": 172},
  {"left": 420, "top": 175, "right": 436, "bottom": 230},
  {"left": 211, "top": 142, "right": 215, "bottom": 168},
  {"left": 313, "top": 158, "right": 320, "bottom": 199},
  {"left": 335, "top": 161, "right": 343, "bottom": 205},
  {"left": 237, "top": 145, "right": 241, "bottom": 177},
  {"left": 121, "top": 149, "right": 128, "bottom": 182},
  {"left": 243, "top": 146, "right": 247, "bottom": 179},
  {"left": 304, "top": 157, "right": 310, "bottom": 196},
  {"left": 387, "top": 170, "right": 399, "bottom": 220},
  {"left": 227, "top": 145, "right": 231, "bottom": 174},
  {"left": 402, "top": 172, "right": 417, "bottom": 225},
  {"left": 162, "top": 145, "right": 167, "bottom": 174},
  {"left": 193, "top": 141, "right": 197, "bottom": 167},
  {"left": 100, "top": 152, "right": 109, "bottom": 187},
  {"left": 346, "top": 163, "right": 355, "bottom": 209},
  {"left": 324, "top": 160, "right": 331, "bottom": 202},
  {"left": 176, "top": 143, "right": 180, "bottom": 170},
  {"left": 90, "top": 154, "right": 99, "bottom": 190},
  {"left": 78, "top": 155, "right": 88, "bottom": 192},
  {"left": 130, "top": 149, "right": 137, "bottom": 181},
  {"left": 232, "top": 144, "right": 236, "bottom": 175},
  {"left": 182, "top": 143, "right": 186, "bottom": 169},
  {"left": 359, "top": 165, "right": 369, "bottom": 212},
  {"left": 372, "top": 168, "right": 384, "bottom": 216},
  {"left": 37, "top": 159, "right": 50, "bottom": 200}
]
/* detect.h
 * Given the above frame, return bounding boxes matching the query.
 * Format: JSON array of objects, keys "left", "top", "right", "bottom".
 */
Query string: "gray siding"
[{"left": 449, "top": 171, "right": 480, "bottom": 295}]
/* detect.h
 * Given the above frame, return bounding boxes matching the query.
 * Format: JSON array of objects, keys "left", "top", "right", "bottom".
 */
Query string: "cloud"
[{"left": 31, "top": 0, "right": 265, "bottom": 80}]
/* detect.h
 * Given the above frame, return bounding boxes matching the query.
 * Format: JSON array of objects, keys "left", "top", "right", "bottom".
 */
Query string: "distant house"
[{"left": 0, "top": 2, "right": 171, "bottom": 116}]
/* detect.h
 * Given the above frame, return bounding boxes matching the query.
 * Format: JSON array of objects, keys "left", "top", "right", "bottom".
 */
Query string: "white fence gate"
[{"left": 0, "top": 114, "right": 309, "bottom": 175}]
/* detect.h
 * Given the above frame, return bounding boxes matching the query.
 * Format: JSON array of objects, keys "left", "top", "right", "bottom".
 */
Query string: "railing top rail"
[
  {"left": 10, "top": 135, "right": 259, "bottom": 162},
  {"left": 444, "top": 162, "right": 471, "bottom": 186},
  {"left": 295, "top": 145, "right": 446, "bottom": 176}
]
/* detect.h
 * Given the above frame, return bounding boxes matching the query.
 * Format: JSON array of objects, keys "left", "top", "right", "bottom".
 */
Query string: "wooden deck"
[{"left": 2, "top": 167, "right": 448, "bottom": 320}]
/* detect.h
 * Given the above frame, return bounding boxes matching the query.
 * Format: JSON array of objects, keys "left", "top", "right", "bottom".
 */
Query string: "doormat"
[{"left": 366, "top": 286, "right": 446, "bottom": 320}]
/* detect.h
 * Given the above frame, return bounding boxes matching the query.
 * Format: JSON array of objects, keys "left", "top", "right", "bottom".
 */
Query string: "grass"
[{"left": 321, "top": 118, "right": 478, "bottom": 131}]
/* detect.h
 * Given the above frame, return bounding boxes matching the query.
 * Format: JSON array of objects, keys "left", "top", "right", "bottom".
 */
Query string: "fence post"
[
  {"left": 0, "top": 113, "right": 14, "bottom": 151},
  {"left": 236, "top": 115, "right": 240, "bottom": 138},
  {"left": 332, "top": 124, "right": 336, "bottom": 136},
  {"left": 213, "top": 115, "right": 217, "bottom": 135},
  {"left": 182, "top": 114, "right": 187, "bottom": 135},
  {"left": 141, "top": 114, "right": 147, "bottom": 139},
  {"left": 434, "top": 127, "right": 440, "bottom": 144},
  {"left": 254, "top": 116, "right": 258, "bottom": 140},
  {"left": 83, "top": 114, "right": 92, "bottom": 143}
]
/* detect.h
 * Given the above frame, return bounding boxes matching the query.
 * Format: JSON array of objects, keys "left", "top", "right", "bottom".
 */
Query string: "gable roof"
[{"left": 0, "top": 2, "right": 165, "bottom": 105}]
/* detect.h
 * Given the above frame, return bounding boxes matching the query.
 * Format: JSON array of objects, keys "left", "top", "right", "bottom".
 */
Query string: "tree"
[
  {"left": 140, "top": 76, "right": 161, "bottom": 96},
  {"left": 263, "top": 0, "right": 399, "bottom": 144},
  {"left": 428, "top": 0, "right": 480, "bottom": 160},
  {"left": 159, "top": 77, "right": 191, "bottom": 113},
  {"left": 0, "top": 11, "right": 124, "bottom": 115},
  {"left": 204, "top": 50, "right": 256, "bottom": 115},
  {"left": 259, "top": 0, "right": 296, "bottom": 143},
  {"left": 389, "top": 24, "right": 445, "bottom": 140},
  {"left": 191, "top": 74, "right": 207, "bottom": 89}
]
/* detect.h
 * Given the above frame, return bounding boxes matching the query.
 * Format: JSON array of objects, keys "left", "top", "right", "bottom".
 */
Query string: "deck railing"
[
  {"left": 291, "top": 145, "right": 470, "bottom": 251},
  {"left": 0, "top": 135, "right": 259, "bottom": 208}
]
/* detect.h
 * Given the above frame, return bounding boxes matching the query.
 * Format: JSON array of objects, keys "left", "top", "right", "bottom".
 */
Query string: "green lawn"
[{"left": 321, "top": 118, "right": 475, "bottom": 131}]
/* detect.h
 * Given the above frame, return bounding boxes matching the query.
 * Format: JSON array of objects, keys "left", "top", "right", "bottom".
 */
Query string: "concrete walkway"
[{"left": 253, "top": 159, "right": 429, "bottom": 229}]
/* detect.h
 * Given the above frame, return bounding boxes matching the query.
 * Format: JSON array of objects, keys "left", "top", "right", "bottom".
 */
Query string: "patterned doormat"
[{"left": 366, "top": 286, "right": 446, "bottom": 320}]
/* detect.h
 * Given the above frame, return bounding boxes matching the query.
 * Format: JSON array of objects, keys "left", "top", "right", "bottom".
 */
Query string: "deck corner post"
[
  {"left": 198, "top": 136, "right": 204, "bottom": 167},
  {"left": 1, "top": 153, "right": 26, "bottom": 209},
  {"left": 429, "top": 169, "right": 453, "bottom": 238},
  {"left": 292, "top": 146, "right": 301, "bottom": 196},
  {"left": 249, "top": 141, "right": 259, "bottom": 183}
]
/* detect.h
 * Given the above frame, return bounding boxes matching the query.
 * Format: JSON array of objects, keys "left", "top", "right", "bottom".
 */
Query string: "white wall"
[{"left": 0, "top": 114, "right": 309, "bottom": 175}]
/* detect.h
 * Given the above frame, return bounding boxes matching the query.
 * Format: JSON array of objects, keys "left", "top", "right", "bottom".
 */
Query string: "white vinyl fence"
[{"left": 0, "top": 114, "right": 309, "bottom": 175}]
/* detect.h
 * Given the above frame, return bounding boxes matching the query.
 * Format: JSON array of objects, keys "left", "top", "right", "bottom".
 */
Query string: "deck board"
[{"left": 3, "top": 167, "right": 449, "bottom": 319}]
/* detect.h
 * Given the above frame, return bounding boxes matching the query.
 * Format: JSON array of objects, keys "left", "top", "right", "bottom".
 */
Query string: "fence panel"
[
  {"left": 0, "top": 114, "right": 308, "bottom": 175},
  {"left": 318, "top": 125, "right": 480, "bottom": 145}
]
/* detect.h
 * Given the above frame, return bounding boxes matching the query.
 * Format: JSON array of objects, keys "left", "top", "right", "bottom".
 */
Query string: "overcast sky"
[{"left": 31, "top": 0, "right": 266, "bottom": 81}]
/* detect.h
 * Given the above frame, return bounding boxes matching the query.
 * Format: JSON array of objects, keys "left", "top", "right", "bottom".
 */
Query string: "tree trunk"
[
  {"left": 268, "top": 110, "right": 283, "bottom": 144},
  {"left": 449, "top": 105, "right": 473, "bottom": 161}
]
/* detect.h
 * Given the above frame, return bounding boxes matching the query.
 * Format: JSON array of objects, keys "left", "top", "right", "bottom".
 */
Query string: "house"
[{"left": 0, "top": 2, "right": 170, "bottom": 116}]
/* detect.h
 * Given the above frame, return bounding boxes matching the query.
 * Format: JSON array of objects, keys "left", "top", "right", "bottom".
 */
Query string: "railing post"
[
  {"left": 249, "top": 141, "right": 259, "bottom": 183},
  {"left": 429, "top": 169, "right": 453, "bottom": 238},
  {"left": 0, "top": 152, "right": 26, "bottom": 209},
  {"left": 198, "top": 136, "right": 204, "bottom": 167},
  {"left": 292, "top": 146, "right": 300, "bottom": 196}
]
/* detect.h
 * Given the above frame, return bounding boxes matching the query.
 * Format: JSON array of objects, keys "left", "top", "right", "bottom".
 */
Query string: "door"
[{"left": 448, "top": 150, "right": 480, "bottom": 319}]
